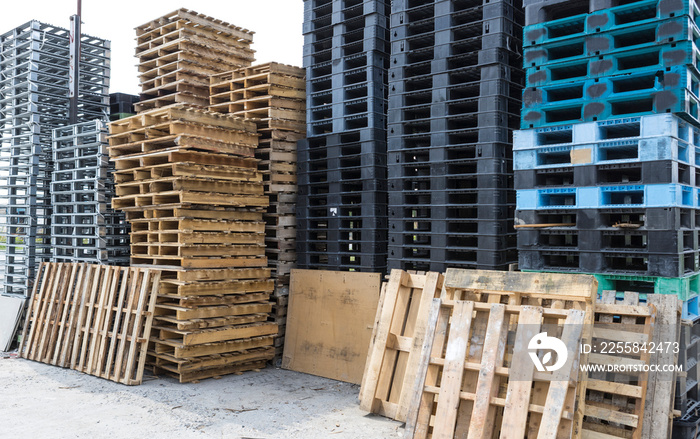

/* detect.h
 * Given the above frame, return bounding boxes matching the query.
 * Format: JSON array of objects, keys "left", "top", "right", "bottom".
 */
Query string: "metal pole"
[{"left": 69, "top": 0, "right": 81, "bottom": 124}]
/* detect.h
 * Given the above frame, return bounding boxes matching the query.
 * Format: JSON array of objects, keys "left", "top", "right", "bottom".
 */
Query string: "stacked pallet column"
[
  {"left": 210, "top": 62, "right": 306, "bottom": 358},
  {"left": 297, "top": 0, "right": 390, "bottom": 272},
  {"left": 108, "top": 105, "right": 277, "bottom": 382},
  {"left": 515, "top": 0, "right": 700, "bottom": 427},
  {"left": 386, "top": 0, "right": 522, "bottom": 272},
  {"left": 51, "top": 120, "right": 129, "bottom": 264},
  {"left": 0, "top": 21, "right": 110, "bottom": 297},
  {"left": 134, "top": 8, "right": 255, "bottom": 112}
]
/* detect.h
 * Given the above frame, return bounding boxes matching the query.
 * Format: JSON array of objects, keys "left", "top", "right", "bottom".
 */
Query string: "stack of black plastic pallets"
[
  {"left": 297, "top": 0, "right": 390, "bottom": 272},
  {"left": 386, "top": 0, "right": 523, "bottom": 272}
]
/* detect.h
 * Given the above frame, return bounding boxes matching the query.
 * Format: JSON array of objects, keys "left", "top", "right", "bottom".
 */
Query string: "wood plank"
[
  {"left": 468, "top": 304, "right": 507, "bottom": 439},
  {"left": 500, "top": 306, "right": 544, "bottom": 439},
  {"left": 538, "top": 310, "right": 585, "bottom": 439},
  {"left": 432, "top": 300, "right": 474, "bottom": 439}
]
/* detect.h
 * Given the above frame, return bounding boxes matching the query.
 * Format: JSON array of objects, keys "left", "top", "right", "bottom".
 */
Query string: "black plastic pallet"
[
  {"left": 518, "top": 247, "right": 699, "bottom": 277},
  {"left": 516, "top": 207, "right": 699, "bottom": 230},
  {"left": 514, "top": 160, "right": 696, "bottom": 190},
  {"left": 518, "top": 228, "right": 697, "bottom": 253}
]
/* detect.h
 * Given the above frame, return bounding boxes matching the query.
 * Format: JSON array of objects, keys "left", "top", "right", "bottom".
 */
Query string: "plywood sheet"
[
  {"left": 282, "top": 269, "right": 381, "bottom": 384},
  {"left": 0, "top": 296, "right": 25, "bottom": 351}
]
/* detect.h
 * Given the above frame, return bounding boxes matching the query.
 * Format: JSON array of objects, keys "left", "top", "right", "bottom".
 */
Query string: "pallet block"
[
  {"left": 19, "top": 262, "right": 161, "bottom": 385},
  {"left": 404, "top": 298, "right": 585, "bottom": 439}
]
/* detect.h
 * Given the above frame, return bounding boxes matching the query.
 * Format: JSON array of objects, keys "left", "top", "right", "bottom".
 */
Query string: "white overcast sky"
[{"left": 3, "top": 1, "right": 304, "bottom": 95}]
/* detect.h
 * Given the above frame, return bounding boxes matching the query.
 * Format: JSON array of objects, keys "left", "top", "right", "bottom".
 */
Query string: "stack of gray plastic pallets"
[
  {"left": 0, "top": 20, "right": 110, "bottom": 296},
  {"left": 51, "top": 120, "right": 129, "bottom": 264}
]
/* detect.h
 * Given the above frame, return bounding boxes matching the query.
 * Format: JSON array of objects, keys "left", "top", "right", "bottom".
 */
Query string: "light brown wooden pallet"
[
  {"left": 156, "top": 267, "right": 272, "bottom": 283},
  {"left": 404, "top": 299, "right": 585, "bottom": 439},
  {"left": 109, "top": 121, "right": 257, "bottom": 153},
  {"left": 155, "top": 313, "right": 269, "bottom": 331},
  {"left": 115, "top": 177, "right": 264, "bottom": 198},
  {"left": 139, "top": 66, "right": 210, "bottom": 89},
  {"left": 359, "top": 270, "right": 444, "bottom": 421},
  {"left": 131, "top": 243, "right": 265, "bottom": 259},
  {"left": 128, "top": 217, "right": 265, "bottom": 233},
  {"left": 156, "top": 359, "right": 269, "bottom": 383},
  {"left": 114, "top": 162, "right": 262, "bottom": 184},
  {"left": 19, "top": 262, "right": 161, "bottom": 385},
  {"left": 153, "top": 347, "right": 274, "bottom": 382},
  {"left": 111, "top": 190, "right": 268, "bottom": 210},
  {"left": 154, "top": 334, "right": 275, "bottom": 359},
  {"left": 154, "top": 321, "right": 277, "bottom": 346},
  {"left": 130, "top": 255, "right": 267, "bottom": 269},
  {"left": 156, "top": 294, "right": 271, "bottom": 315},
  {"left": 577, "top": 292, "right": 655, "bottom": 439},
  {"left": 124, "top": 205, "right": 264, "bottom": 222},
  {"left": 112, "top": 149, "right": 258, "bottom": 172},
  {"left": 131, "top": 233, "right": 265, "bottom": 248},
  {"left": 109, "top": 104, "right": 256, "bottom": 136},
  {"left": 139, "top": 79, "right": 209, "bottom": 100},
  {"left": 137, "top": 36, "right": 254, "bottom": 68},
  {"left": 136, "top": 9, "right": 254, "bottom": 46}
]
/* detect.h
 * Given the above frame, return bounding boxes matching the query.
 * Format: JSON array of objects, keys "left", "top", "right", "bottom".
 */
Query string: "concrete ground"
[{"left": 0, "top": 353, "right": 403, "bottom": 439}]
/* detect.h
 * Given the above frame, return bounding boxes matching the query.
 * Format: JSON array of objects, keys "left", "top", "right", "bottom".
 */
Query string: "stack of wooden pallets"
[
  {"left": 107, "top": 104, "right": 277, "bottom": 382},
  {"left": 210, "top": 62, "right": 306, "bottom": 358},
  {"left": 134, "top": 8, "right": 255, "bottom": 112}
]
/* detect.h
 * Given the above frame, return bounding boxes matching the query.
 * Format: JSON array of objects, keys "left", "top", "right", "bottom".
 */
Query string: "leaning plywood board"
[
  {"left": 282, "top": 269, "right": 381, "bottom": 384},
  {"left": 0, "top": 296, "right": 26, "bottom": 351}
]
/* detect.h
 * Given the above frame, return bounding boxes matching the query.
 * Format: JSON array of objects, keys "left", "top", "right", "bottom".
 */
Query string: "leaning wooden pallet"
[
  {"left": 134, "top": 9, "right": 255, "bottom": 112},
  {"left": 210, "top": 62, "right": 305, "bottom": 359},
  {"left": 108, "top": 104, "right": 277, "bottom": 382},
  {"left": 18, "top": 262, "right": 160, "bottom": 385},
  {"left": 578, "top": 291, "right": 655, "bottom": 439},
  {"left": 359, "top": 269, "right": 444, "bottom": 421},
  {"left": 404, "top": 298, "right": 585, "bottom": 438}
]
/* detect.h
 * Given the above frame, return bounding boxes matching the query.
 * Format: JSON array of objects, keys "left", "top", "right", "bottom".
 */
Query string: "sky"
[{"left": 2, "top": 0, "right": 305, "bottom": 95}]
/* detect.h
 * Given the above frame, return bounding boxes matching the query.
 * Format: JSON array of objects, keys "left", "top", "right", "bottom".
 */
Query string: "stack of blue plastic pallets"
[
  {"left": 386, "top": 0, "right": 523, "bottom": 272},
  {"left": 297, "top": 0, "right": 390, "bottom": 272},
  {"left": 516, "top": 0, "right": 700, "bottom": 426}
]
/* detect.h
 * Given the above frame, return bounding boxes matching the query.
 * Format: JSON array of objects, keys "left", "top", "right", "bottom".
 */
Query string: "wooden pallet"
[
  {"left": 112, "top": 150, "right": 257, "bottom": 173},
  {"left": 112, "top": 190, "right": 268, "bottom": 210},
  {"left": 136, "top": 9, "right": 254, "bottom": 47},
  {"left": 404, "top": 298, "right": 585, "bottom": 439},
  {"left": 19, "top": 262, "right": 161, "bottom": 385},
  {"left": 359, "top": 269, "right": 444, "bottom": 421},
  {"left": 577, "top": 291, "right": 655, "bottom": 439},
  {"left": 114, "top": 162, "right": 261, "bottom": 184},
  {"left": 443, "top": 268, "right": 598, "bottom": 436}
]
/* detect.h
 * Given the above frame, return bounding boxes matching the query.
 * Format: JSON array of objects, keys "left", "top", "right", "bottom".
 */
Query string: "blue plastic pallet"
[
  {"left": 515, "top": 113, "right": 699, "bottom": 148},
  {"left": 524, "top": 16, "right": 700, "bottom": 68},
  {"left": 517, "top": 183, "right": 697, "bottom": 209},
  {"left": 526, "top": 41, "right": 700, "bottom": 88},
  {"left": 521, "top": 87, "right": 700, "bottom": 129},
  {"left": 514, "top": 136, "right": 696, "bottom": 170},
  {"left": 523, "top": 64, "right": 700, "bottom": 110},
  {"left": 523, "top": 0, "right": 700, "bottom": 47},
  {"left": 524, "top": 0, "right": 700, "bottom": 26}
]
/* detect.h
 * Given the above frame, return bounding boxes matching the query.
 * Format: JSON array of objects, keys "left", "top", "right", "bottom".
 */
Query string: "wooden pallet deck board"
[{"left": 19, "top": 263, "right": 161, "bottom": 385}]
